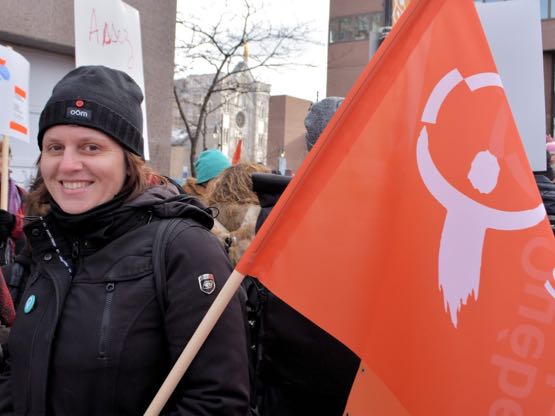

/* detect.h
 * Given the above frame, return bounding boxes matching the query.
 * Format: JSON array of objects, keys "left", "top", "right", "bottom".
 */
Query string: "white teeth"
[{"left": 62, "top": 181, "right": 90, "bottom": 189}]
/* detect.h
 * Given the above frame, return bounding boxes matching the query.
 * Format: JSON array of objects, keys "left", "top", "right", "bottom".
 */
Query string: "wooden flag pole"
[
  {"left": 1, "top": 135, "right": 10, "bottom": 211},
  {"left": 143, "top": 269, "right": 246, "bottom": 416}
]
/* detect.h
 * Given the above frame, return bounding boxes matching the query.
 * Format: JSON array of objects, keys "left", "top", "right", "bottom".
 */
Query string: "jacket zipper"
[
  {"left": 98, "top": 282, "right": 116, "bottom": 359},
  {"left": 71, "top": 240, "right": 80, "bottom": 275}
]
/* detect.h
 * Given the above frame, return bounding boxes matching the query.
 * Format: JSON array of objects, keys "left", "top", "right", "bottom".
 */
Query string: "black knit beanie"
[{"left": 38, "top": 65, "right": 144, "bottom": 158}]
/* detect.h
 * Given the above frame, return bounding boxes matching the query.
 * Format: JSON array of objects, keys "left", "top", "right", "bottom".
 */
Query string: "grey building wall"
[
  {"left": 0, "top": 0, "right": 177, "bottom": 174},
  {"left": 172, "top": 64, "right": 271, "bottom": 175}
]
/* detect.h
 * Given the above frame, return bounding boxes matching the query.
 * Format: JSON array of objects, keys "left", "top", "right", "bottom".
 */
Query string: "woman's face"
[{"left": 41, "top": 125, "right": 127, "bottom": 214}]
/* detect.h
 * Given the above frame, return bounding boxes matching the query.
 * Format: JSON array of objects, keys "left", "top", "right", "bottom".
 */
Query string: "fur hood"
[{"left": 209, "top": 202, "right": 260, "bottom": 266}]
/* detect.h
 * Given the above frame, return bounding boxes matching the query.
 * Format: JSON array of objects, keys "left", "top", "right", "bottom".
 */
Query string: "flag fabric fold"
[{"left": 236, "top": 0, "right": 555, "bottom": 413}]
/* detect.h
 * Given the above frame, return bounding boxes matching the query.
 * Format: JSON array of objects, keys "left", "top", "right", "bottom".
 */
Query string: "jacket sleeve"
[
  {"left": 540, "top": 188, "right": 555, "bottom": 217},
  {"left": 161, "top": 221, "right": 249, "bottom": 415},
  {"left": 9, "top": 209, "right": 24, "bottom": 242},
  {"left": 9, "top": 189, "right": 25, "bottom": 242},
  {"left": 0, "top": 356, "right": 14, "bottom": 415}
]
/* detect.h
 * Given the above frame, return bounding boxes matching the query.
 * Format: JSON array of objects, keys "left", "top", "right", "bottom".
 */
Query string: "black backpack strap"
[{"left": 152, "top": 218, "right": 182, "bottom": 315}]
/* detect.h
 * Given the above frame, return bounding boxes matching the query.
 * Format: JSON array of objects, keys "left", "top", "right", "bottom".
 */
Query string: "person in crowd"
[
  {"left": 0, "top": 65, "right": 249, "bottom": 415},
  {"left": 204, "top": 162, "right": 270, "bottom": 266},
  {"left": 548, "top": 143, "right": 555, "bottom": 169},
  {"left": 182, "top": 176, "right": 207, "bottom": 200},
  {"left": 0, "top": 143, "right": 27, "bottom": 265},
  {"left": 191, "top": 149, "right": 231, "bottom": 201},
  {"left": 2, "top": 172, "right": 48, "bottom": 311},
  {"left": 0, "top": 274, "right": 13, "bottom": 328},
  {"left": 303, "top": 97, "right": 344, "bottom": 151},
  {"left": 0, "top": 144, "right": 28, "bottom": 375},
  {"left": 0, "top": 171, "right": 43, "bottom": 375},
  {"left": 534, "top": 150, "right": 555, "bottom": 232},
  {"left": 246, "top": 97, "right": 360, "bottom": 416},
  {"left": 0, "top": 269, "right": 14, "bottom": 373}
]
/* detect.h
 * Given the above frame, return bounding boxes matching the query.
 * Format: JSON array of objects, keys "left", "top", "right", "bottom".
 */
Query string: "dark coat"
[
  {"left": 249, "top": 173, "right": 360, "bottom": 416},
  {"left": 536, "top": 174, "right": 555, "bottom": 216},
  {"left": 0, "top": 187, "right": 249, "bottom": 416}
]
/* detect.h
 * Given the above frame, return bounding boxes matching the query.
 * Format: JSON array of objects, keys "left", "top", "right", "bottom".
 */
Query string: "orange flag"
[
  {"left": 236, "top": 0, "right": 555, "bottom": 414},
  {"left": 231, "top": 139, "right": 242, "bottom": 165}
]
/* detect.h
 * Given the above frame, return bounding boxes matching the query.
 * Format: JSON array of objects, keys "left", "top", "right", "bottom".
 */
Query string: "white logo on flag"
[{"left": 416, "top": 69, "right": 546, "bottom": 328}]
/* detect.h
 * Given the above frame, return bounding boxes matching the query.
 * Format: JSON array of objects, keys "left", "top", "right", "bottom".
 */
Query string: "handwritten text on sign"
[
  {"left": 74, "top": 0, "right": 149, "bottom": 159},
  {"left": 88, "top": 8, "right": 134, "bottom": 69}
]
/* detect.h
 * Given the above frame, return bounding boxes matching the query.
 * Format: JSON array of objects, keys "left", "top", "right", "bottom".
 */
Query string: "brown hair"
[
  {"left": 25, "top": 152, "right": 167, "bottom": 216},
  {"left": 124, "top": 152, "right": 168, "bottom": 200},
  {"left": 25, "top": 171, "right": 48, "bottom": 217},
  {"left": 205, "top": 162, "right": 270, "bottom": 206}
]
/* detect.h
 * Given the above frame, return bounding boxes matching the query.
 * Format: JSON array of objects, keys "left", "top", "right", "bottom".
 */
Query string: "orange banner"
[
  {"left": 236, "top": 0, "right": 555, "bottom": 413},
  {"left": 232, "top": 139, "right": 242, "bottom": 165}
]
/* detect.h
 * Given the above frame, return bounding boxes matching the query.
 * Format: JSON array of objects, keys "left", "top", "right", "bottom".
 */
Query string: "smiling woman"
[
  {"left": 0, "top": 66, "right": 249, "bottom": 415},
  {"left": 40, "top": 126, "right": 127, "bottom": 214}
]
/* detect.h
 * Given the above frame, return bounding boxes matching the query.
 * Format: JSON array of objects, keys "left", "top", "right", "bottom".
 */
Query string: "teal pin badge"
[{"left": 24, "top": 295, "right": 36, "bottom": 314}]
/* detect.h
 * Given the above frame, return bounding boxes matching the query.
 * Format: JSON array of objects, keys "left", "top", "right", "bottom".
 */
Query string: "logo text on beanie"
[{"left": 66, "top": 107, "right": 92, "bottom": 120}]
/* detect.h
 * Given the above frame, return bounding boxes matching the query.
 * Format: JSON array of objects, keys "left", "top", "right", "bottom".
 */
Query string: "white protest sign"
[
  {"left": 476, "top": 0, "right": 546, "bottom": 171},
  {"left": 0, "top": 45, "right": 30, "bottom": 142},
  {"left": 74, "top": 0, "right": 149, "bottom": 159}
]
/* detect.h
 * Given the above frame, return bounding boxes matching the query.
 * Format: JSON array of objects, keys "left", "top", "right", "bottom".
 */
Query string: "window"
[
  {"left": 354, "top": 14, "right": 370, "bottom": 40},
  {"left": 542, "top": 0, "right": 555, "bottom": 19},
  {"left": 329, "top": 18, "right": 339, "bottom": 44},
  {"left": 339, "top": 16, "right": 355, "bottom": 42},
  {"left": 474, "top": 0, "right": 553, "bottom": 20},
  {"left": 329, "top": 12, "right": 384, "bottom": 44},
  {"left": 235, "top": 111, "right": 245, "bottom": 128}
]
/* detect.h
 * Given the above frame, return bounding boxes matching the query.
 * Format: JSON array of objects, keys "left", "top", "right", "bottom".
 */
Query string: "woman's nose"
[{"left": 58, "top": 149, "right": 83, "bottom": 172}]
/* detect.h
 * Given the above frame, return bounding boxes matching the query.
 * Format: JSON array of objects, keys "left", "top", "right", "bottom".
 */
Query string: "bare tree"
[{"left": 174, "top": 0, "right": 317, "bottom": 176}]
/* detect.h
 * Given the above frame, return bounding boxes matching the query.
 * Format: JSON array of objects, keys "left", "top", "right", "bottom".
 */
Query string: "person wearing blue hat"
[{"left": 194, "top": 149, "right": 231, "bottom": 186}]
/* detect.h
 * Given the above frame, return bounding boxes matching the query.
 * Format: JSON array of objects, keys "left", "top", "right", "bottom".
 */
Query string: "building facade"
[
  {"left": 327, "top": 0, "right": 555, "bottom": 137},
  {"left": 327, "top": 0, "right": 385, "bottom": 97},
  {"left": 266, "top": 95, "right": 311, "bottom": 174},
  {"left": 0, "top": 0, "right": 177, "bottom": 184},
  {"left": 172, "top": 60, "right": 270, "bottom": 177}
]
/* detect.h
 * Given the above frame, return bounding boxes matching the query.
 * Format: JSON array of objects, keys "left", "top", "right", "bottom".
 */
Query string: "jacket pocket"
[{"left": 98, "top": 282, "right": 116, "bottom": 360}]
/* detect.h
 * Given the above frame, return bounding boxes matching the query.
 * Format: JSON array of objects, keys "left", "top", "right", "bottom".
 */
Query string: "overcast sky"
[{"left": 176, "top": 0, "right": 330, "bottom": 102}]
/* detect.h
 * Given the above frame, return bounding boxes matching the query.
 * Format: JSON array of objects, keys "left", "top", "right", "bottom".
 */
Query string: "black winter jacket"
[
  {"left": 0, "top": 186, "right": 249, "bottom": 415},
  {"left": 249, "top": 173, "right": 360, "bottom": 415},
  {"left": 536, "top": 175, "right": 555, "bottom": 215},
  {"left": 535, "top": 174, "right": 555, "bottom": 232}
]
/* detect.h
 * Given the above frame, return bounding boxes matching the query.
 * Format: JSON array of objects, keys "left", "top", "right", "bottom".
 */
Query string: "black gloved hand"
[{"left": 0, "top": 210, "right": 15, "bottom": 241}]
